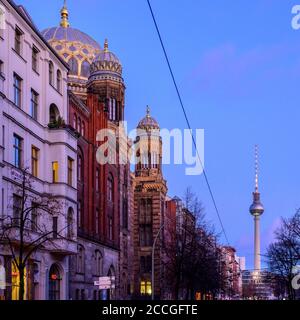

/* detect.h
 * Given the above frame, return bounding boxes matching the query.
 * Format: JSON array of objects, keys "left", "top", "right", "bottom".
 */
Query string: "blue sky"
[{"left": 18, "top": 0, "right": 300, "bottom": 269}]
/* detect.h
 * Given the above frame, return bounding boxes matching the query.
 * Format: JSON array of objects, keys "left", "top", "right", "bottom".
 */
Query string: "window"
[
  {"left": 31, "top": 146, "right": 39, "bottom": 177},
  {"left": 30, "top": 89, "right": 39, "bottom": 120},
  {"left": 96, "top": 168, "right": 100, "bottom": 192},
  {"left": 109, "top": 98, "right": 117, "bottom": 121},
  {"left": 78, "top": 155, "right": 83, "bottom": 182},
  {"left": 68, "top": 157, "right": 73, "bottom": 186},
  {"left": 67, "top": 208, "right": 73, "bottom": 239},
  {"left": 32, "top": 46, "right": 39, "bottom": 72},
  {"left": 95, "top": 251, "right": 102, "bottom": 276},
  {"left": 73, "top": 114, "right": 77, "bottom": 129},
  {"left": 122, "top": 199, "right": 128, "bottom": 229},
  {"left": 81, "top": 121, "right": 85, "bottom": 137},
  {"left": 14, "top": 27, "right": 22, "bottom": 55},
  {"left": 49, "top": 62, "right": 54, "bottom": 86},
  {"left": 56, "top": 70, "right": 62, "bottom": 92},
  {"left": 140, "top": 225, "right": 152, "bottom": 247},
  {"left": 77, "top": 117, "right": 81, "bottom": 133},
  {"left": 13, "top": 134, "right": 23, "bottom": 168},
  {"left": 81, "top": 60, "right": 90, "bottom": 78},
  {"left": 95, "top": 209, "right": 99, "bottom": 235},
  {"left": 49, "top": 104, "right": 60, "bottom": 124},
  {"left": 140, "top": 281, "right": 152, "bottom": 296},
  {"left": 31, "top": 202, "right": 38, "bottom": 232},
  {"left": 13, "top": 194, "right": 22, "bottom": 226},
  {"left": 52, "top": 217, "right": 58, "bottom": 239},
  {"left": 49, "top": 264, "right": 61, "bottom": 301},
  {"left": 108, "top": 216, "right": 113, "bottom": 240},
  {"left": 13, "top": 73, "right": 22, "bottom": 108},
  {"left": 78, "top": 201, "right": 82, "bottom": 229},
  {"left": 77, "top": 246, "right": 85, "bottom": 273},
  {"left": 52, "top": 161, "right": 59, "bottom": 183},
  {"left": 68, "top": 57, "right": 78, "bottom": 76},
  {"left": 107, "top": 174, "right": 114, "bottom": 202}
]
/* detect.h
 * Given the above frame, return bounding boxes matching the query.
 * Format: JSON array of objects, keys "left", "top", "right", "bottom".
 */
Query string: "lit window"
[
  {"left": 140, "top": 281, "right": 152, "bottom": 296},
  {"left": 52, "top": 161, "right": 59, "bottom": 183},
  {"left": 31, "top": 146, "right": 39, "bottom": 177},
  {"left": 73, "top": 114, "right": 77, "bottom": 129}
]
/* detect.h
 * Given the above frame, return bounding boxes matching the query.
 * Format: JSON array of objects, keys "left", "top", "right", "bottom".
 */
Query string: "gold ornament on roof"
[{"left": 60, "top": 0, "right": 70, "bottom": 28}]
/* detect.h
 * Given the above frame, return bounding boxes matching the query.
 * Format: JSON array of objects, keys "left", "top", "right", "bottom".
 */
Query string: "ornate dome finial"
[
  {"left": 60, "top": 0, "right": 70, "bottom": 28},
  {"left": 146, "top": 105, "right": 150, "bottom": 118},
  {"left": 104, "top": 39, "right": 109, "bottom": 53}
]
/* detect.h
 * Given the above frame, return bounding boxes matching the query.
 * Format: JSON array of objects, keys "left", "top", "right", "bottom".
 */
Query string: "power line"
[{"left": 146, "top": 0, "right": 230, "bottom": 246}]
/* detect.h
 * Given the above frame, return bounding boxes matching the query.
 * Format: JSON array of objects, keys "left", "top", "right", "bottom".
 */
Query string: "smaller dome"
[
  {"left": 90, "top": 39, "right": 122, "bottom": 77},
  {"left": 137, "top": 106, "right": 160, "bottom": 130}
]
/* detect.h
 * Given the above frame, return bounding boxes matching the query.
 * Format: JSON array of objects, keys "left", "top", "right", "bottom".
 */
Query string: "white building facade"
[{"left": 0, "top": 0, "right": 78, "bottom": 300}]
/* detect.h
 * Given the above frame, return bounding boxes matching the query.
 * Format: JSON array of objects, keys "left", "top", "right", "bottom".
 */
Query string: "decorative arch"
[
  {"left": 56, "top": 70, "right": 62, "bottom": 92},
  {"left": 77, "top": 245, "right": 85, "bottom": 274},
  {"left": 77, "top": 147, "right": 84, "bottom": 182},
  {"left": 49, "top": 264, "right": 62, "bottom": 301},
  {"left": 68, "top": 57, "right": 78, "bottom": 76},
  {"left": 81, "top": 60, "right": 90, "bottom": 78},
  {"left": 49, "top": 103, "right": 60, "bottom": 124},
  {"left": 49, "top": 61, "right": 54, "bottom": 85}
]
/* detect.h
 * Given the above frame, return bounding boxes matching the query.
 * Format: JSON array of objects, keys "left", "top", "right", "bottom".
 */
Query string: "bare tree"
[
  {"left": 163, "top": 187, "right": 221, "bottom": 300},
  {"left": 0, "top": 168, "right": 70, "bottom": 300},
  {"left": 267, "top": 209, "right": 300, "bottom": 300}
]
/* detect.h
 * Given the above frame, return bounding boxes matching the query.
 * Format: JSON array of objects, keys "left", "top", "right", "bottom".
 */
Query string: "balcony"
[{"left": 48, "top": 237, "right": 77, "bottom": 255}]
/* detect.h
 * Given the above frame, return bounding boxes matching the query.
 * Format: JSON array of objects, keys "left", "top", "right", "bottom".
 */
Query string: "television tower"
[{"left": 249, "top": 145, "right": 264, "bottom": 272}]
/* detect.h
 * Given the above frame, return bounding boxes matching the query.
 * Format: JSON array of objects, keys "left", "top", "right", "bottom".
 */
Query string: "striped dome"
[{"left": 42, "top": 27, "right": 101, "bottom": 51}]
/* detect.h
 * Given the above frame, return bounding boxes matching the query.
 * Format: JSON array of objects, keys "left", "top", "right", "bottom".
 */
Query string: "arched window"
[
  {"left": 81, "top": 121, "right": 85, "bottom": 137},
  {"left": 73, "top": 114, "right": 77, "bottom": 129},
  {"left": 77, "top": 117, "right": 81, "bottom": 134},
  {"left": 77, "top": 149, "right": 83, "bottom": 182},
  {"left": 77, "top": 245, "right": 85, "bottom": 274},
  {"left": 81, "top": 60, "right": 90, "bottom": 78},
  {"left": 95, "top": 251, "right": 103, "bottom": 276},
  {"left": 68, "top": 57, "right": 78, "bottom": 76},
  {"left": 56, "top": 70, "right": 62, "bottom": 92},
  {"left": 107, "top": 174, "right": 114, "bottom": 202},
  {"left": 67, "top": 208, "right": 73, "bottom": 239},
  {"left": 49, "top": 104, "right": 60, "bottom": 124},
  {"left": 109, "top": 99, "right": 117, "bottom": 121},
  {"left": 49, "top": 264, "right": 61, "bottom": 301},
  {"left": 49, "top": 61, "right": 54, "bottom": 86}
]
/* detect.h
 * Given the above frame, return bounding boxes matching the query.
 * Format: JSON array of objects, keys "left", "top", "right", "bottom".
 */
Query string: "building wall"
[{"left": 0, "top": 0, "right": 77, "bottom": 300}]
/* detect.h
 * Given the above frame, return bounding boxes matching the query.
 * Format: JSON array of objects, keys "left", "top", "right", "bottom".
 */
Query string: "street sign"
[{"left": 94, "top": 276, "right": 116, "bottom": 290}]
